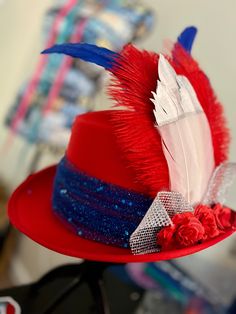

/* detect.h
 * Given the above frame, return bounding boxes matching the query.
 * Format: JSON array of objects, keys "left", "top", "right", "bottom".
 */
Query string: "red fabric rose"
[
  {"left": 157, "top": 212, "right": 205, "bottom": 249},
  {"left": 213, "top": 203, "right": 232, "bottom": 230},
  {"left": 194, "top": 204, "right": 219, "bottom": 238},
  {"left": 172, "top": 212, "right": 195, "bottom": 225},
  {"left": 156, "top": 202, "right": 235, "bottom": 251},
  {"left": 174, "top": 214, "right": 205, "bottom": 247},
  {"left": 157, "top": 225, "right": 176, "bottom": 250}
]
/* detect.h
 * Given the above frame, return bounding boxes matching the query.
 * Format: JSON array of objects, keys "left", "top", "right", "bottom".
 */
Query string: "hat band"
[{"left": 52, "top": 157, "right": 153, "bottom": 248}]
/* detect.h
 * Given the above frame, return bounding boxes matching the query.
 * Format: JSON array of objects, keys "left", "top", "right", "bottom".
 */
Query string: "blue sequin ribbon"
[{"left": 52, "top": 157, "right": 153, "bottom": 248}]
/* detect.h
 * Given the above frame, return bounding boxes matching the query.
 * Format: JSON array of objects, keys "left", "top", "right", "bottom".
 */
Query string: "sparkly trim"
[{"left": 52, "top": 157, "right": 152, "bottom": 248}]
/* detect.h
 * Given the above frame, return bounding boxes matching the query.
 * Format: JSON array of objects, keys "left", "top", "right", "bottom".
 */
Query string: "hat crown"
[{"left": 66, "top": 110, "right": 145, "bottom": 194}]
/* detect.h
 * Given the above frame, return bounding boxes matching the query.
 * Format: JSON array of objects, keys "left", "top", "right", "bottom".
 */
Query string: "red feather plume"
[{"left": 108, "top": 44, "right": 230, "bottom": 198}]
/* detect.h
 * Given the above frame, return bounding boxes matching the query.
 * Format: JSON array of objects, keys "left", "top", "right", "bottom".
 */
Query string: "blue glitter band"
[{"left": 52, "top": 157, "right": 153, "bottom": 248}]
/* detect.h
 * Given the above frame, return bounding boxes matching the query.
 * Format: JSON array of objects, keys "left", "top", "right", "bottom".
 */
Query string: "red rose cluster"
[{"left": 157, "top": 203, "right": 236, "bottom": 250}]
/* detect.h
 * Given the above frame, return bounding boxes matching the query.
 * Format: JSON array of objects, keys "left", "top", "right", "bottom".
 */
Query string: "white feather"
[{"left": 150, "top": 55, "right": 215, "bottom": 205}]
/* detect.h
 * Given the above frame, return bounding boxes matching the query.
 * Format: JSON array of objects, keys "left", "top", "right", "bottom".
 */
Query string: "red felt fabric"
[
  {"left": 8, "top": 165, "right": 234, "bottom": 263},
  {"left": 66, "top": 110, "right": 145, "bottom": 194}
]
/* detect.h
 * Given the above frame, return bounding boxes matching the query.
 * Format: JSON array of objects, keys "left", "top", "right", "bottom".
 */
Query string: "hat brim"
[{"left": 8, "top": 166, "right": 235, "bottom": 263}]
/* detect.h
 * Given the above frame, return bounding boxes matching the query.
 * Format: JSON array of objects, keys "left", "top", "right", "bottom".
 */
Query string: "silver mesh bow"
[
  {"left": 130, "top": 162, "right": 236, "bottom": 255},
  {"left": 203, "top": 162, "right": 236, "bottom": 206},
  {"left": 129, "top": 191, "right": 193, "bottom": 254}
]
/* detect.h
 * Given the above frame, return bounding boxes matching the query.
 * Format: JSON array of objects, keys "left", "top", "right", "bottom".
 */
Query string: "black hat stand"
[{"left": 33, "top": 261, "right": 113, "bottom": 314}]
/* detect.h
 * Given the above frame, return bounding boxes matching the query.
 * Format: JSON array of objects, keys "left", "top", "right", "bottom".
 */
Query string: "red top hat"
[{"left": 8, "top": 27, "right": 236, "bottom": 262}]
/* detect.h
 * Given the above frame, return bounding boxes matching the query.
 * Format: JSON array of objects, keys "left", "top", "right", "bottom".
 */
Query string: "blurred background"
[{"left": 0, "top": 1, "right": 236, "bottom": 313}]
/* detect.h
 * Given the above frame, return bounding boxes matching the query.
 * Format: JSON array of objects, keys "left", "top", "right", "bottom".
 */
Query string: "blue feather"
[
  {"left": 41, "top": 43, "right": 119, "bottom": 70},
  {"left": 177, "top": 26, "right": 197, "bottom": 53}
]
